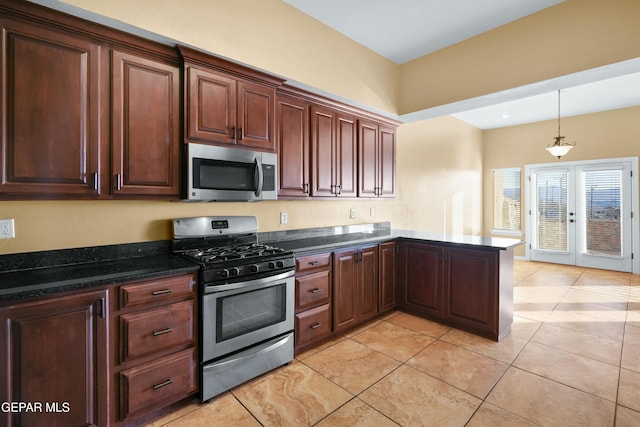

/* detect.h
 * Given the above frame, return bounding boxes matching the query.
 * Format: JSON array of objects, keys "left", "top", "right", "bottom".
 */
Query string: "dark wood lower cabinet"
[
  {"left": 378, "top": 241, "right": 397, "bottom": 313},
  {"left": 398, "top": 240, "right": 514, "bottom": 341},
  {"left": 112, "top": 273, "right": 198, "bottom": 425},
  {"left": 0, "top": 290, "right": 108, "bottom": 427},
  {"left": 444, "top": 248, "right": 498, "bottom": 335},
  {"left": 332, "top": 245, "right": 378, "bottom": 333},
  {"left": 399, "top": 242, "right": 442, "bottom": 317}
]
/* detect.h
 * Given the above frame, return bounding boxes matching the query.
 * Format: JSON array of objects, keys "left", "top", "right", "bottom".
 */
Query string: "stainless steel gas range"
[{"left": 172, "top": 216, "right": 295, "bottom": 402}]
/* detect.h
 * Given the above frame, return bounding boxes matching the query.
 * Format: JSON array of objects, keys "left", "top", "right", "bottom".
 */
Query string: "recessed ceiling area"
[
  {"left": 284, "top": 0, "right": 640, "bottom": 129},
  {"left": 283, "top": 0, "right": 564, "bottom": 65}
]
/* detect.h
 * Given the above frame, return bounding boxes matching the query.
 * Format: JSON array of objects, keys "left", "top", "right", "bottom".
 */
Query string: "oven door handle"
[
  {"left": 203, "top": 269, "right": 295, "bottom": 294},
  {"left": 254, "top": 157, "right": 263, "bottom": 198}
]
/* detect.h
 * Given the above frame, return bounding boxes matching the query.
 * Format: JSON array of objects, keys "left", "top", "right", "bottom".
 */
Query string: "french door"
[{"left": 528, "top": 159, "right": 635, "bottom": 272}]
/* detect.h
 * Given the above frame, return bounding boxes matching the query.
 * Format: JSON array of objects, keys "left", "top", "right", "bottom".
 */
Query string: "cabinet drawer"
[
  {"left": 295, "top": 304, "right": 331, "bottom": 347},
  {"left": 119, "top": 347, "right": 197, "bottom": 420},
  {"left": 120, "top": 300, "right": 195, "bottom": 362},
  {"left": 295, "top": 252, "right": 331, "bottom": 273},
  {"left": 295, "top": 270, "right": 330, "bottom": 311},
  {"left": 120, "top": 274, "right": 196, "bottom": 309}
]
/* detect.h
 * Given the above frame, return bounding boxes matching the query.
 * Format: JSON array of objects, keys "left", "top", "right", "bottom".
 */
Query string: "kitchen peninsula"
[{"left": 0, "top": 221, "right": 522, "bottom": 426}]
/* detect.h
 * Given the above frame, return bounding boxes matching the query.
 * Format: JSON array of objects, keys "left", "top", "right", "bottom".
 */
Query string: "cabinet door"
[
  {"left": 401, "top": 243, "right": 442, "bottom": 317},
  {"left": 444, "top": 248, "right": 498, "bottom": 334},
  {"left": 378, "top": 126, "right": 396, "bottom": 198},
  {"left": 358, "top": 246, "right": 379, "bottom": 322},
  {"left": 332, "top": 249, "right": 358, "bottom": 332},
  {"left": 277, "top": 95, "right": 309, "bottom": 197},
  {"left": 0, "top": 290, "right": 108, "bottom": 427},
  {"left": 238, "top": 80, "right": 276, "bottom": 151},
  {"left": 185, "top": 66, "right": 236, "bottom": 144},
  {"left": 358, "top": 120, "right": 378, "bottom": 197},
  {"left": 111, "top": 50, "right": 180, "bottom": 197},
  {"left": 379, "top": 241, "right": 397, "bottom": 313},
  {"left": 0, "top": 18, "right": 102, "bottom": 197},
  {"left": 335, "top": 113, "right": 357, "bottom": 197},
  {"left": 310, "top": 105, "right": 335, "bottom": 197}
]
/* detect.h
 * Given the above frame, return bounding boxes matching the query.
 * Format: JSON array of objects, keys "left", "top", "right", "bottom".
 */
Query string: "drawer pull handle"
[
  {"left": 152, "top": 378, "right": 173, "bottom": 390},
  {"left": 152, "top": 328, "right": 174, "bottom": 336},
  {"left": 152, "top": 289, "right": 173, "bottom": 296},
  {"left": 308, "top": 261, "right": 321, "bottom": 266},
  {"left": 310, "top": 323, "right": 322, "bottom": 329},
  {"left": 309, "top": 288, "right": 322, "bottom": 294}
]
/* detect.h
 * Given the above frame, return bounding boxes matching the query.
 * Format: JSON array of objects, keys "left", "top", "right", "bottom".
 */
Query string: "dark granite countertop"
[
  {"left": 260, "top": 222, "right": 524, "bottom": 255},
  {"left": 0, "top": 242, "right": 198, "bottom": 303},
  {"left": 0, "top": 223, "right": 523, "bottom": 303}
]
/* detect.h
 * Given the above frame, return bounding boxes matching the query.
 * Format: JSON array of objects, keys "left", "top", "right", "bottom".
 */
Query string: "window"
[{"left": 492, "top": 168, "right": 521, "bottom": 233}]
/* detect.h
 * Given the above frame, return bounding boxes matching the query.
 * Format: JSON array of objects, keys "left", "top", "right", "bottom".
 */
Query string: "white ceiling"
[{"left": 284, "top": 0, "right": 640, "bottom": 129}]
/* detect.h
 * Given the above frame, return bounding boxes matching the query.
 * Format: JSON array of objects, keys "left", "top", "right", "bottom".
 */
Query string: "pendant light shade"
[{"left": 546, "top": 90, "right": 576, "bottom": 159}]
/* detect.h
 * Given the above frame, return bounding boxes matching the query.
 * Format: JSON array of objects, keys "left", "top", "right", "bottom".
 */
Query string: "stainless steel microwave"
[{"left": 185, "top": 143, "right": 277, "bottom": 201}]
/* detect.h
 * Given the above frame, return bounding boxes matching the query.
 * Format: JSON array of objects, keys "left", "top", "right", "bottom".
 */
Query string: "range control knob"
[
  {"left": 250, "top": 264, "right": 260, "bottom": 273},
  {"left": 276, "top": 260, "right": 285, "bottom": 268},
  {"left": 268, "top": 262, "right": 276, "bottom": 269},
  {"left": 230, "top": 267, "right": 241, "bottom": 276},
  {"left": 220, "top": 269, "right": 230, "bottom": 278}
]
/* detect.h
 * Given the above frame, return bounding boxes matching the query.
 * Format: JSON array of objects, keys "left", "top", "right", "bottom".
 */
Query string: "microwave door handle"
[{"left": 254, "top": 157, "right": 263, "bottom": 197}]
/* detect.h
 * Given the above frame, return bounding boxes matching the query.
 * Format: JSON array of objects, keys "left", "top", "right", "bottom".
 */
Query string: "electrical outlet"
[
  {"left": 280, "top": 212, "right": 288, "bottom": 225},
  {"left": 370, "top": 207, "right": 375, "bottom": 217},
  {"left": 350, "top": 208, "right": 356, "bottom": 219},
  {"left": 0, "top": 219, "right": 15, "bottom": 239}
]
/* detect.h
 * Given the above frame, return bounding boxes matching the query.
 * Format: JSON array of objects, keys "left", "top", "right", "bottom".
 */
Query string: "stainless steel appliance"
[
  {"left": 185, "top": 143, "right": 277, "bottom": 201},
  {"left": 172, "top": 216, "right": 295, "bottom": 401}
]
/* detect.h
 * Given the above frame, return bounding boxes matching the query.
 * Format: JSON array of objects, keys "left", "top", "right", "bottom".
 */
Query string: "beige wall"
[
  {"left": 483, "top": 106, "right": 640, "bottom": 256},
  {"left": 58, "top": 0, "right": 400, "bottom": 115},
  {"left": 400, "top": 0, "right": 640, "bottom": 114}
]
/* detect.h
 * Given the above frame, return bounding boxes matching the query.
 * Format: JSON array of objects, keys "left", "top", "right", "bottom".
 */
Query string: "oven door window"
[
  {"left": 194, "top": 158, "right": 256, "bottom": 191},
  {"left": 216, "top": 283, "right": 286, "bottom": 342}
]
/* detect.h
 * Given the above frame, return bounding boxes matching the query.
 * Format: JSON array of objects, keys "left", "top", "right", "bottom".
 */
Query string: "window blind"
[
  {"left": 583, "top": 169, "right": 622, "bottom": 257},
  {"left": 492, "top": 168, "right": 521, "bottom": 232}
]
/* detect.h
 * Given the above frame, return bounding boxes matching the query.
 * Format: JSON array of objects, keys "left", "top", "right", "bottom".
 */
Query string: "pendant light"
[{"left": 545, "top": 89, "right": 576, "bottom": 159}]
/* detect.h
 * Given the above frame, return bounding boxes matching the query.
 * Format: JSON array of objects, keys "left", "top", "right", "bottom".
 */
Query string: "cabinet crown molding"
[{"left": 177, "top": 45, "right": 285, "bottom": 88}]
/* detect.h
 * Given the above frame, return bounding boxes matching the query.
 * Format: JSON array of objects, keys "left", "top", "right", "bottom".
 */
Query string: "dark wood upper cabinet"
[
  {"left": 358, "top": 120, "right": 396, "bottom": 198},
  {"left": 0, "top": 1, "right": 182, "bottom": 200},
  {"left": 185, "top": 66, "right": 237, "bottom": 144},
  {"left": 0, "top": 17, "right": 104, "bottom": 198},
  {"left": 310, "top": 105, "right": 357, "bottom": 198},
  {"left": 111, "top": 50, "right": 181, "bottom": 197},
  {"left": 277, "top": 94, "right": 310, "bottom": 197},
  {"left": 179, "top": 45, "right": 284, "bottom": 152}
]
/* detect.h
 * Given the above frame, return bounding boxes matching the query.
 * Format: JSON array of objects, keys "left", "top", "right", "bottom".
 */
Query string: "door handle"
[{"left": 254, "top": 157, "right": 263, "bottom": 197}]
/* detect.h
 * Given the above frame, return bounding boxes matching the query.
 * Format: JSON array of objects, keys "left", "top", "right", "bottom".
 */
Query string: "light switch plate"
[
  {"left": 350, "top": 208, "right": 356, "bottom": 218},
  {"left": 280, "top": 212, "right": 288, "bottom": 225},
  {"left": 0, "top": 219, "right": 15, "bottom": 239}
]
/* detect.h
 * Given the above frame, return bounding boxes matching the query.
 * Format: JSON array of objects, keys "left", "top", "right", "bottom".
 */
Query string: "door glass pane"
[
  {"left": 583, "top": 169, "right": 622, "bottom": 256},
  {"left": 536, "top": 171, "right": 568, "bottom": 252},
  {"left": 217, "top": 283, "right": 286, "bottom": 342}
]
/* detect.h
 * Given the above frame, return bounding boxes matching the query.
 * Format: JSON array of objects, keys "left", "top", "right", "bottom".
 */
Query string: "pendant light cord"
[{"left": 557, "top": 89, "right": 561, "bottom": 138}]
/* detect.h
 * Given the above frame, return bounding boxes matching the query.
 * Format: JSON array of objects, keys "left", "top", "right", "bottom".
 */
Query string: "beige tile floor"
[{"left": 146, "top": 261, "right": 640, "bottom": 426}]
